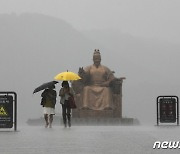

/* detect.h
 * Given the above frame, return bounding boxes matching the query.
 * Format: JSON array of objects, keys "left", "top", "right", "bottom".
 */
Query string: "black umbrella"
[{"left": 33, "top": 81, "right": 58, "bottom": 94}]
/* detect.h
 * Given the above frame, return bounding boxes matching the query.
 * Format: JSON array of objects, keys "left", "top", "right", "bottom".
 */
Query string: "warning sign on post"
[
  {"left": 0, "top": 106, "right": 8, "bottom": 116},
  {"left": 0, "top": 95, "right": 13, "bottom": 128}
]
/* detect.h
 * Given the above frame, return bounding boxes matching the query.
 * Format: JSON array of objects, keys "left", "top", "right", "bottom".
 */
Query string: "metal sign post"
[
  {"left": 157, "top": 96, "right": 179, "bottom": 126},
  {"left": 0, "top": 92, "right": 17, "bottom": 131}
]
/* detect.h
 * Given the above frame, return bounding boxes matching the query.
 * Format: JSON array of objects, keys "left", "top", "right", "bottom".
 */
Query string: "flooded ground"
[{"left": 0, "top": 125, "right": 180, "bottom": 154}]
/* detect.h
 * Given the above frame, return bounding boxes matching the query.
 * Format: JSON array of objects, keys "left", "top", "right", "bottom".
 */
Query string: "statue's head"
[{"left": 93, "top": 49, "right": 101, "bottom": 67}]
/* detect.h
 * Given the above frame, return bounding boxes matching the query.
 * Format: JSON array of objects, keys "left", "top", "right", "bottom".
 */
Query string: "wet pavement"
[{"left": 0, "top": 125, "right": 180, "bottom": 154}]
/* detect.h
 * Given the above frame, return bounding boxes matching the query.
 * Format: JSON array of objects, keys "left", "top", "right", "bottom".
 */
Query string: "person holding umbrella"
[
  {"left": 59, "top": 81, "right": 74, "bottom": 127},
  {"left": 41, "top": 84, "right": 57, "bottom": 128}
]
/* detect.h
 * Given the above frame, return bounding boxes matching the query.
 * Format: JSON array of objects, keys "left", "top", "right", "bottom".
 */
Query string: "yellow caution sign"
[{"left": 0, "top": 106, "right": 8, "bottom": 116}]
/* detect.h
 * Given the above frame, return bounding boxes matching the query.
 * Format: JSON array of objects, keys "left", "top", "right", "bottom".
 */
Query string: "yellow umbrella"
[{"left": 54, "top": 71, "right": 81, "bottom": 81}]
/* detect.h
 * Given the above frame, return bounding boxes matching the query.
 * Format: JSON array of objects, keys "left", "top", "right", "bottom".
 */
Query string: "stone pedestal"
[
  {"left": 71, "top": 117, "right": 135, "bottom": 126},
  {"left": 72, "top": 109, "right": 114, "bottom": 118}
]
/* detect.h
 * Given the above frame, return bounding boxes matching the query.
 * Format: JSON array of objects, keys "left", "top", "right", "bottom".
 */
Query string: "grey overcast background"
[{"left": 0, "top": 0, "right": 180, "bottom": 124}]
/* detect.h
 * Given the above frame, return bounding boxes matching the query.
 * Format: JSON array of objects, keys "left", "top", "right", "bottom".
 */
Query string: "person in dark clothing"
[
  {"left": 59, "top": 81, "right": 74, "bottom": 127},
  {"left": 41, "top": 85, "right": 57, "bottom": 128}
]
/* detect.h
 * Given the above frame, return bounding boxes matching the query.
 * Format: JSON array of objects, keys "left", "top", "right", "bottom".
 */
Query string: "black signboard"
[
  {"left": 157, "top": 96, "right": 179, "bottom": 125},
  {"left": 160, "top": 98, "right": 176, "bottom": 123},
  {"left": 0, "top": 95, "right": 13, "bottom": 128}
]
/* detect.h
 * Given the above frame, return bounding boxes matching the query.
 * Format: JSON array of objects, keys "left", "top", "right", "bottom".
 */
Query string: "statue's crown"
[{"left": 93, "top": 49, "right": 100, "bottom": 56}]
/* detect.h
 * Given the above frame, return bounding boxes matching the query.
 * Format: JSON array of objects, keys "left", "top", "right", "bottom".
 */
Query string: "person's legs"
[
  {"left": 67, "top": 102, "right": 71, "bottom": 127},
  {"left": 49, "top": 114, "right": 53, "bottom": 128},
  {"left": 44, "top": 114, "right": 49, "bottom": 128},
  {"left": 62, "top": 104, "right": 67, "bottom": 127}
]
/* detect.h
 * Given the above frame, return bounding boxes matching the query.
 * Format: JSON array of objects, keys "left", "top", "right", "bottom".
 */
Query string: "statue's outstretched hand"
[{"left": 120, "top": 77, "right": 126, "bottom": 80}]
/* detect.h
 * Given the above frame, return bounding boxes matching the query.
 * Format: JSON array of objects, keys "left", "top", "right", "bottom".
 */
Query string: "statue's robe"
[{"left": 81, "top": 64, "right": 115, "bottom": 110}]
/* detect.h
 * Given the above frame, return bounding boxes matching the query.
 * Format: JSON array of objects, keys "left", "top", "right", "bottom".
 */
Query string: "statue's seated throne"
[{"left": 72, "top": 76, "right": 125, "bottom": 118}]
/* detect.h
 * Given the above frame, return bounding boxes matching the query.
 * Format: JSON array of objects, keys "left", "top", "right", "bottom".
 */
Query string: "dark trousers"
[{"left": 62, "top": 100, "right": 71, "bottom": 124}]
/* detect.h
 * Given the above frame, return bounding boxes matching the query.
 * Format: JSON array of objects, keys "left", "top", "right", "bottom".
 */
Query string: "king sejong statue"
[{"left": 78, "top": 49, "right": 115, "bottom": 110}]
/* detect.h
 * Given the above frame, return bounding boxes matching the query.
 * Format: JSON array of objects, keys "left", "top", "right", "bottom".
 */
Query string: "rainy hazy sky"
[
  {"left": 0, "top": 0, "right": 180, "bottom": 44},
  {"left": 1, "top": 0, "right": 180, "bottom": 124}
]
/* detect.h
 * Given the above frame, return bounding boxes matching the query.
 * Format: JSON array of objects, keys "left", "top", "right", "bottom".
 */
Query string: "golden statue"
[
  {"left": 72, "top": 49, "right": 125, "bottom": 118},
  {"left": 79, "top": 49, "right": 115, "bottom": 110}
]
